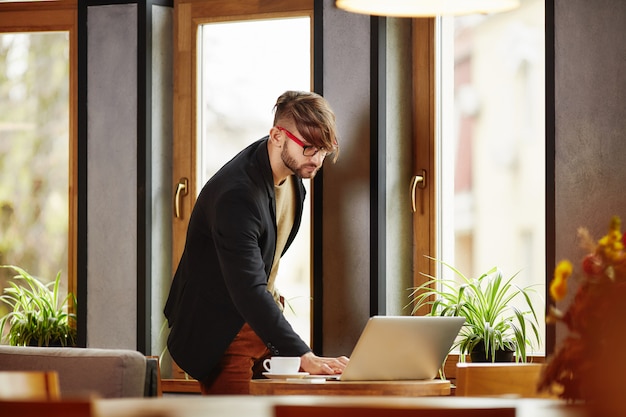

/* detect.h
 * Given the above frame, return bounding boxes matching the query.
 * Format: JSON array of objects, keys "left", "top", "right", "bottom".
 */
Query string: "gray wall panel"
[
  {"left": 554, "top": 0, "right": 626, "bottom": 345},
  {"left": 321, "top": 0, "right": 372, "bottom": 357},
  {"left": 87, "top": 4, "right": 138, "bottom": 349}
]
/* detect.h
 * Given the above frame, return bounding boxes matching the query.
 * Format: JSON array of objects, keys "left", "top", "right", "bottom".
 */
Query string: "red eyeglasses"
[{"left": 276, "top": 126, "right": 330, "bottom": 158}]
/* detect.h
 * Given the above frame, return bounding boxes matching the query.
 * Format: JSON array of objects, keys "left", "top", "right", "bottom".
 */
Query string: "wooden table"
[
  {"left": 249, "top": 378, "right": 451, "bottom": 396},
  {"left": 94, "top": 396, "right": 590, "bottom": 417}
]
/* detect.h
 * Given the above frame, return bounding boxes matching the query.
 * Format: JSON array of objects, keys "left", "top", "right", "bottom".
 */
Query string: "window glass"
[
  {"left": 437, "top": 0, "right": 546, "bottom": 353},
  {"left": 197, "top": 17, "right": 312, "bottom": 344},
  {"left": 0, "top": 32, "right": 70, "bottom": 310}
]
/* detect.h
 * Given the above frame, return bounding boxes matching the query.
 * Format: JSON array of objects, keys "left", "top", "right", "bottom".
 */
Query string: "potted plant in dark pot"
[
  {"left": 409, "top": 258, "right": 541, "bottom": 362},
  {"left": 0, "top": 265, "right": 77, "bottom": 347}
]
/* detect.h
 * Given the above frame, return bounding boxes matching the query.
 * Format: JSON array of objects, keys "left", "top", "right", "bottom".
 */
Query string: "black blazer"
[{"left": 164, "top": 138, "right": 311, "bottom": 380}]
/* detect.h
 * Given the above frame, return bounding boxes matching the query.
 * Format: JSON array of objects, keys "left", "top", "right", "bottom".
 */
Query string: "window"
[
  {"left": 0, "top": 1, "right": 77, "bottom": 327},
  {"left": 169, "top": 0, "right": 314, "bottom": 379},
  {"left": 436, "top": 1, "right": 546, "bottom": 353},
  {"left": 197, "top": 17, "right": 312, "bottom": 344}
]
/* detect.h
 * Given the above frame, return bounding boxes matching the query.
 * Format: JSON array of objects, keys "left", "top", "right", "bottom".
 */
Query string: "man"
[{"left": 164, "top": 91, "right": 349, "bottom": 394}]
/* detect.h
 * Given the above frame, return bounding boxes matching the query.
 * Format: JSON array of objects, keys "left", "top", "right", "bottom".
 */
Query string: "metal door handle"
[
  {"left": 175, "top": 177, "right": 189, "bottom": 219},
  {"left": 410, "top": 170, "right": 426, "bottom": 213}
]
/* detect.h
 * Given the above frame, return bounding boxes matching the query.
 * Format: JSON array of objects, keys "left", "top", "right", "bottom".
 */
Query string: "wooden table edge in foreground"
[
  {"left": 250, "top": 378, "right": 450, "bottom": 396},
  {"left": 92, "top": 395, "right": 591, "bottom": 417}
]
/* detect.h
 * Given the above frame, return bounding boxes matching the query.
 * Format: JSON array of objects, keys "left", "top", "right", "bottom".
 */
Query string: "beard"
[{"left": 281, "top": 146, "right": 321, "bottom": 179}]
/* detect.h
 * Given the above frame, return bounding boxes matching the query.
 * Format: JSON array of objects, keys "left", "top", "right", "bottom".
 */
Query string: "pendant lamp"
[{"left": 335, "top": 0, "right": 520, "bottom": 17}]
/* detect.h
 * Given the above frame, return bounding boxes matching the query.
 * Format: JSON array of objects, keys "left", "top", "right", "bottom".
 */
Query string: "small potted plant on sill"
[
  {"left": 409, "top": 258, "right": 541, "bottom": 363},
  {"left": 0, "top": 265, "right": 77, "bottom": 347}
]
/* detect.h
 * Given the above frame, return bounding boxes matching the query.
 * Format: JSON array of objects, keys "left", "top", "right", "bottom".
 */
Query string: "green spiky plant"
[
  {"left": 0, "top": 265, "right": 77, "bottom": 347},
  {"left": 409, "top": 258, "right": 541, "bottom": 362}
]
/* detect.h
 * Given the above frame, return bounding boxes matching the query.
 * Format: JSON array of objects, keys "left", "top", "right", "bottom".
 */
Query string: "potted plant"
[
  {"left": 0, "top": 265, "right": 77, "bottom": 347},
  {"left": 409, "top": 258, "right": 541, "bottom": 362}
]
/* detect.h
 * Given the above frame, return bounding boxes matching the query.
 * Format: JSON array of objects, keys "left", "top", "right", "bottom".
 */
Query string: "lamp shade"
[{"left": 335, "top": 0, "right": 520, "bottom": 17}]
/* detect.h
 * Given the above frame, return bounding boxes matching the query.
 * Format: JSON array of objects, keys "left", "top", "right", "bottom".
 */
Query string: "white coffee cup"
[{"left": 263, "top": 356, "right": 301, "bottom": 374}]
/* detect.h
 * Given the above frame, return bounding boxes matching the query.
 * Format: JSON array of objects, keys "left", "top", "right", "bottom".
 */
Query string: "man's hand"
[{"left": 300, "top": 351, "right": 349, "bottom": 375}]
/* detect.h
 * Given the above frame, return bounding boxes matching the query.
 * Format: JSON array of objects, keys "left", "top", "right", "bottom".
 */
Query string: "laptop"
[{"left": 337, "top": 315, "right": 465, "bottom": 381}]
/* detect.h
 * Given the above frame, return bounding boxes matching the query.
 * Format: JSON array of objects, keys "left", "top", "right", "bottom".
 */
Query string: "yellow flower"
[
  {"left": 550, "top": 260, "right": 573, "bottom": 301},
  {"left": 609, "top": 215, "right": 622, "bottom": 233},
  {"left": 598, "top": 216, "right": 624, "bottom": 262}
]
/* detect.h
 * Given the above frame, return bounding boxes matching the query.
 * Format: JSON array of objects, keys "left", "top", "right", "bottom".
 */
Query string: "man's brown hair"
[{"left": 273, "top": 91, "right": 339, "bottom": 162}]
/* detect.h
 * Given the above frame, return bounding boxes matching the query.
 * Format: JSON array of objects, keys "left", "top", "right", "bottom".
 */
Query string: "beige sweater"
[{"left": 267, "top": 176, "right": 296, "bottom": 309}]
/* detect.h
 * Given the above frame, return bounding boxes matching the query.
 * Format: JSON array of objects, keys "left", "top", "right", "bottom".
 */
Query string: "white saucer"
[{"left": 262, "top": 372, "right": 309, "bottom": 379}]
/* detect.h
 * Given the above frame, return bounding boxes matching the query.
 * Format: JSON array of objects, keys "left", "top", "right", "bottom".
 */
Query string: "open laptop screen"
[{"left": 339, "top": 316, "right": 465, "bottom": 381}]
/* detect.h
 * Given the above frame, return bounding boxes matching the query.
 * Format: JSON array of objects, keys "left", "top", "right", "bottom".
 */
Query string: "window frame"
[
  {"left": 410, "top": 17, "right": 437, "bottom": 305},
  {"left": 172, "top": 0, "right": 314, "bottom": 266},
  {"left": 168, "top": 0, "right": 314, "bottom": 385},
  {"left": 410, "top": 8, "right": 552, "bottom": 377},
  {"left": 0, "top": 0, "right": 78, "bottom": 306}
]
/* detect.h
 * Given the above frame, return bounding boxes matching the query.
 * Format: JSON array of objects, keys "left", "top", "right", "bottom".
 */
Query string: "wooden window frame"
[
  {"left": 172, "top": 0, "right": 314, "bottom": 266},
  {"left": 411, "top": 15, "right": 550, "bottom": 380},
  {"left": 0, "top": 0, "right": 78, "bottom": 305},
  {"left": 167, "top": 0, "right": 314, "bottom": 388}
]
